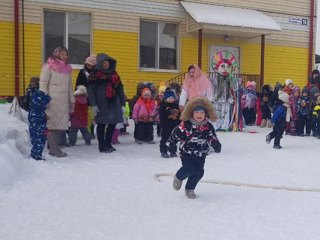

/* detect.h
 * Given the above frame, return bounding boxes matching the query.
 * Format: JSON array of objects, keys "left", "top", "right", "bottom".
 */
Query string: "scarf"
[
  {"left": 283, "top": 102, "right": 292, "bottom": 122},
  {"left": 182, "top": 64, "right": 213, "bottom": 100},
  {"left": 137, "top": 97, "right": 154, "bottom": 114},
  {"left": 46, "top": 46, "right": 72, "bottom": 74}
]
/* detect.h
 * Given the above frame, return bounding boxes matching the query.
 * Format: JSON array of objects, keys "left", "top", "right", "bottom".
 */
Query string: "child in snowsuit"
[
  {"left": 309, "top": 86, "right": 320, "bottom": 137},
  {"left": 266, "top": 91, "right": 291, "bottom": 149},
  {"left": 167, "top": 97, "right": 221, "bottom": 199},
  {"left": 260, "top": 84, "right": 274, "bottom": 128},
  {"left": 159, "top": 88, "right": 180, "bottom": 158},
  {"left": 241, "top": 81, "right": 257, "bottom": 126},
  {"left": 28, "top": 90, "right": 51, "bottom": 160},
  {"left": 68, "top": 85, "right": 91, "bottom": 146},
  {"left": 23, "top": 77, "right": 40, "bottom": 111},
  {"left": 296, "top": 87, "right": 311, "bottom": 136},
  {"left": 132, "top": 88, "right": 157, "bottom": 144},
  {"left": 286, "top": 86, "right": 300, "bottom": 135},
  {"left": 312, "top": 96, "right": 320, "bottom": 138}
]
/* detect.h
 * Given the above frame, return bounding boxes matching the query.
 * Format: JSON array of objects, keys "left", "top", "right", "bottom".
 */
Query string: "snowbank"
[{"left": 0, "top": 104, "right": 32, "bottom": 187}]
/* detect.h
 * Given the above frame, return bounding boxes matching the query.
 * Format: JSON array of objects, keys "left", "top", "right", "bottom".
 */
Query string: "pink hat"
[{"left": 85, "top": 54, "right": 96, "bottom": 66}]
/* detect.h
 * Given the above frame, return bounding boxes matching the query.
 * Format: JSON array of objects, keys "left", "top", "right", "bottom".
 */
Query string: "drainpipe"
[
  {"left": 260, "top": 35, "right": 265, "bottom": 89},
  {"left": 308, "top": 0, "right": 315, "bottom": 77},
  {"left": 14, "top": 0, "right": 20, "bottom": 97},
  {"left": 198, "top": 29, "right": 202, "bottom": 69}
]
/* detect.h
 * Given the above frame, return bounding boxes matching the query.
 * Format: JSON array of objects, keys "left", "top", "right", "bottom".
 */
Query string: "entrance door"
[{"left": 209, "top": 46, "right": 240, "bottom": 74}]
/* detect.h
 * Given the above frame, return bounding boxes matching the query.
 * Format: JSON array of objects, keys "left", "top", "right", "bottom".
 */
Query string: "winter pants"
[
  {"left": 69, "top": 127, "right": 91, "bottom": 145},
  {"left": 268, "top": 120, "right": 286, "bottom": 146},
  {"left": 243, "top": 107, "right": 256, "bottom": 125},
  {"left": 160, "top": 126, "right": 176, "bottom": 154},
  {"left": 176, "top": 155, "right": 206, "bottom": 190},
  {"left": 261, "top": 104, "right": 271, "bottom": 120},
  {"left": 297, "top": 115, "right": 311, "bottom": 135},
  {"left": 97, "top": 123, "right": 116, "bottom": 151},
  {"left": 134, "top": 122, "right": 154, "bottom": 142},
  {"left": 29, "top": 124, "right": 47, "bottom": 160},
  {"left": 311, "top": 115, "right": 319, "bottom": 136}
]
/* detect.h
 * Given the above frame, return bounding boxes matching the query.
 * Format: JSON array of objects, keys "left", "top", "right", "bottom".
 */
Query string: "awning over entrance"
[{"left": 180, "top": 1, "right": 281, "bottom": 37}]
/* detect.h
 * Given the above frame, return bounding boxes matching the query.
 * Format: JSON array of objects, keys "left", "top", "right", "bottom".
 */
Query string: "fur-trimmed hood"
[{"left": 181, "top": 97, "right": 217, "bottom": 122}]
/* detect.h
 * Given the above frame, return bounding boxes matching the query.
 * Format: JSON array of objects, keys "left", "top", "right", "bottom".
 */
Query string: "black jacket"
[
  {"left": 167, "top": 120, "right": 221, "bottom": 157},
  {"left": 159, "top": 101, "right": 180, "bottom": 130}
]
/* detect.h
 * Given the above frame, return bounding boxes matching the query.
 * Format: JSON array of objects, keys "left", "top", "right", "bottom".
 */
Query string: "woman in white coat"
[{"left": 39, "top": 46, "right": 75, "bottom": 157}]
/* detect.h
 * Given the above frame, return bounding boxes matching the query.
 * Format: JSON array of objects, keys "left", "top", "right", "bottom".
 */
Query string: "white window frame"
[
  {"left": 43, "top": 10, "right": 92, "bottom": 69},
  {"left": 139, "top": 20, "right": 180, "bottom": 73}
]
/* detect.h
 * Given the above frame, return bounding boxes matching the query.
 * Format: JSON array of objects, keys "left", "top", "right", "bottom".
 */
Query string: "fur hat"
[
  {"left": 74, "top": 85, "right": 87, "bottom": 95},
  {"left": 163, "top": 88, "right": 176, "bottom": 100},
  {"left": 278, "top": 91, "right": 289, "bottom": 103},
  {"left": 181, "top": 97, "right": 217, "bottom": 122},
  {"left": 285, "top": 79, "right": 294, "bottom": 86},
  {"left": 85, "top": 54, "right": 96, "bottom": 66}
]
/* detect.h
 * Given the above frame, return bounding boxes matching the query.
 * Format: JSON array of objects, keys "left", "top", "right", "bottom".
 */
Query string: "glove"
[
  {"left": 91, "top": 106, "right": 99, "bottom": 117},
  {"left": 212, "top": 141, "right": 221, "bottom": 153}
]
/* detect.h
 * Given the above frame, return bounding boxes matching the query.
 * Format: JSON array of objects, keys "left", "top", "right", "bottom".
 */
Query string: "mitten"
[
  {"left": 212, "top": 141, "right": 221, "bottom": 153},
  {"left": 91, "top": 106, "right": 99, "bottom": 117}
]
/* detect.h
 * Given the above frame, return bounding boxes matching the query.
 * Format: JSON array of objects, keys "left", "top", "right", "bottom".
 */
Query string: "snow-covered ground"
[{"left": 0, "top": 103, "right": 320, "bottom": 240}]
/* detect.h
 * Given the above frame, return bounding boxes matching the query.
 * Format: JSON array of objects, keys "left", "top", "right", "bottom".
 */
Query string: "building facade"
[{"left": 0, "top": 0, "right": 317, "bottom": 97}]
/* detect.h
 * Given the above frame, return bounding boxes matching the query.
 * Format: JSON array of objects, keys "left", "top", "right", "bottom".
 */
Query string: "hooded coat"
[{"left": 87, "top": 53, "right": 126, "bottom": 124}]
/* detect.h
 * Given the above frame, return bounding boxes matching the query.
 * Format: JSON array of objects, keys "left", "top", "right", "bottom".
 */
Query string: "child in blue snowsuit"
[
  {"left": 28, "top": 90, "right": 51, "bottom": 160},
  {"left": 167, "top": 97, "right": 221, "bottom": 199},
  {"left": 266, "top": 91, "right": 291, "bottom": 149}
]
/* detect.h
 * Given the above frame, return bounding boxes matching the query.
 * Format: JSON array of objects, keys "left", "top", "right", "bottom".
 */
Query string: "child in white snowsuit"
[{"left": 167, "top": 97, "right": 221, "bottom": 199}]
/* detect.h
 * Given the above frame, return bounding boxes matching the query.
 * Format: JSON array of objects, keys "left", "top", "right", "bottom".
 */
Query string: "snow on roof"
[{"left": 180, "top": 1, "right": 281, "bottom": 31}]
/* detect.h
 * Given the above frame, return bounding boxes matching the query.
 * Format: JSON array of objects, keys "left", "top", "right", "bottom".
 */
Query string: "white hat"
[
  {"left": 74, "top": 85, "right": 87, "bottom": 95},
  {"left": 285, "top": 79, "right": 294, "bottom": 86},
  {"left": 278, "top": 90, "right": 289, "bottom": 103}
]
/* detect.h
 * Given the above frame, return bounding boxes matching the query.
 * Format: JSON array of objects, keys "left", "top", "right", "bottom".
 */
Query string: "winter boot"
[
  {"left": 48, "top": 130, "right": 67, "bottom": 157},
  {"left": 260, "top": 119, "right": 267, "bottom": 128},
  {"left": 173, "top": 175, "right": 182, "bottom": 191},
  {"left": 161, "top": 152, "right": 170, "bottom": 158},
  {"left": 185, "top": 189, "right": 197, "bottom": 199},
  {"left": 265, "top": 135, "right": 271, "bottom": 144},
  {"left": 273, "top": 145, "right": 282, "bottom": 149}
]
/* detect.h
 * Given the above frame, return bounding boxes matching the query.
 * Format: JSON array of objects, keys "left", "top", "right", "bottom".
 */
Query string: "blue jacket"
[
  {"left": 271, "top": 104, "right": 286, "bottom": 124},
  {"left": 28, "top": 90, "right": 51, "bottom": 124}
]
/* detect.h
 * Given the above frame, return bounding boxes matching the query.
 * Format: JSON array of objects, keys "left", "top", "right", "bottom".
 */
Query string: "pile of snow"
[{"left": 0, "top": 103, "right": 32, "bottom": 187}]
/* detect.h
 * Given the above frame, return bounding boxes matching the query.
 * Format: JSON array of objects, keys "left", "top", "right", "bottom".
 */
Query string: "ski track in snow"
[{"left": 1, "top": 104, "right": 320, "bottom": 240}]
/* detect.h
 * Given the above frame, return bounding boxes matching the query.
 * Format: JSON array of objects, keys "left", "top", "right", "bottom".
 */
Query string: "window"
[
  {"left": 140, "top": 21, "right": 178, "bottom": 70},
  {"left": 44, "top": 11, "right": 91, "bottom": 65}
]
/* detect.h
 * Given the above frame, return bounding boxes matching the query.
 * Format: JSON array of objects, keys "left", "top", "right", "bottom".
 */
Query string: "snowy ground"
[{"left": 0, "top": 103, "right": 320, "bottom": 240}]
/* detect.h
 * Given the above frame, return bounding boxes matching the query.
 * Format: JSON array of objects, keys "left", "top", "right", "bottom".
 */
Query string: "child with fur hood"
[
  {"left": 266, "top": 91, "right": 291, "bottom": 149},
  {"left": 68, "top": 85, "right": 91, "bottom": 146},
  {"left": 167, "top": 97, "right": 221, "bottom": 199},
  {"left": 132, "top": 88, "right": 157, "bottom": 144}
]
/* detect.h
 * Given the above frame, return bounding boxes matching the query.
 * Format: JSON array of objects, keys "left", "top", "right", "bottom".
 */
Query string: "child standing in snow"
[
  {"left": 159, "top": 88, "right": 180, "bottom": 158},
  {"left": 132, "top": 88, "right": 157, "bottom": 144},
  {"left": 28, "top": 90, "right": 51, "bottom": 160},
  {"left": 286, "top": 86, "right": 300, "bottom": 135},
  {"left": 296, "top": 87, "right": 311, "bottom": 136},
  {"left": 241, "top": 81, "right": 257, "bottom": 126},
  {"left": 266, "top": 91, "right": 291, "bottom": 149},
  {"left": 167, "top": 97, "right": 221, "bottom": 199},
  {"left": 68, "top": 85, "right": 91, "bottom": 146}
]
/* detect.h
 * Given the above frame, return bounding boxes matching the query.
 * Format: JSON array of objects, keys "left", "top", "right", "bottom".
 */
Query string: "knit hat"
[
  {"left": 278, "top": 91, "right": 289, "bottom": 103},
  {"left": 85, "top": 54, "right": 96, "bottom": 66},
  {"left": 285, "top": 79, "right": 294, "bottom": 86},
  {"left": 158, "top": 85, "right": 166, "bottom": 95},
  {"left": 193, "top": 106, "right": 206, "bottom": 112},
  {"left": 312, "top": 69, "right": 319, "bottom": 75},
  {"left": 301, "top": 86, "right": 309, "bottom": 96},
  {"left": 141, "top": 88, "right": 151, "bottom": 96},
  {"left": 163, "top": 88, "right": 176, "bottom": 100},
  {"left": 74, "top": 85, "right": 87, "bottom": 95}
]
